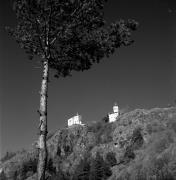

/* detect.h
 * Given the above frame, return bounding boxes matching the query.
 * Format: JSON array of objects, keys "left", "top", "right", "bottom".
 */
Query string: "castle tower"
[
  {"left": 108, "top": 103, "right": 119, "bottom": 122},
  {"left": 68, "top": 113, "right": 83, "bottom": 127},
  {"left": 113, "top": 103, "right": 119, "bottom": 113}
]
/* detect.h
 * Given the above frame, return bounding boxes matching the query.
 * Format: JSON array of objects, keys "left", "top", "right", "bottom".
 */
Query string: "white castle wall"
[
  {"left": 108, "top": 104, "right": 119, "bottom": 122},
  {"left": 113, "top": 105, "right": 119, "bottom": 113},
  {"left": 68, "top": 114, "right": 82, "bottom": 127},
  {"left": 108, "top": 112, "right": 118, "bottom": 122}
]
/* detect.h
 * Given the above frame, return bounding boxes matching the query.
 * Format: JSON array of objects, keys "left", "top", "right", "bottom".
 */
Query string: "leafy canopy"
[{"left": 7, "top": 0, "right": 138, "bottom": 77}]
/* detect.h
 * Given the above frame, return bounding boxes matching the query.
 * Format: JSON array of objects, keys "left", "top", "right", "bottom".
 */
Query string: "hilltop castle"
[
  {"left": 67, "top": 103, "right": 119, "bottom": 127},
  {"left": 108, "top": 103, "right": 119, "bottom": 122},
  {"left": 68, "top": 113, "right": 83, "bottom": 127}
]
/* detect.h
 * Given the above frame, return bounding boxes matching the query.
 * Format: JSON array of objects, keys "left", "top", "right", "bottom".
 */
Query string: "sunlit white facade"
[
  {"left": 68, "top": 113, "right": 83, "bottom": 127},
  {"left": 108, "top": 103, "right": 119, "bottom": 122}
]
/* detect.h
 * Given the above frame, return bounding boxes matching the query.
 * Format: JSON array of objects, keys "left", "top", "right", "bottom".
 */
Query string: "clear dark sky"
[{"left": 1, "top": 0, "right": 176, "bottom": 158}]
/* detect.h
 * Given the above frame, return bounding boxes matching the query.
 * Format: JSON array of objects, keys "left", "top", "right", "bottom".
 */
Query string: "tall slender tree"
[{"left": 6, "top": 0, "right": 138, "bottom": 179}]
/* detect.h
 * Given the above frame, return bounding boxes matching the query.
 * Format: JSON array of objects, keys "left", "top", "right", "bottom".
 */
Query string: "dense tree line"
[{"left": 72, "top": 152, "right": 114, "bottom": 180}]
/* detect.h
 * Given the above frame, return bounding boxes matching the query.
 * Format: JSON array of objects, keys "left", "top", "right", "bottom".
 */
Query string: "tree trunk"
[{"left": 37, "top": 59, "right": 49, "bottom": 180}]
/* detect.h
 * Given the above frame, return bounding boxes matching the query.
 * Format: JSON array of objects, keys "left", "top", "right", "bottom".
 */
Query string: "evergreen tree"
[
  {"left": 13, "top": 171, "right": 18, "bottom": 180},
  {"left": 47, "top": 158, "right": 56, "bottom": 175},
  {"left": 74, "top": 157, "right": 90, "bottom": 180},
  {"left": 27, "top": 158, "right": 38, "bottom": 173},
  {"left": 106, "top": 152, "right": 117, "bottom": 166},
  {"left": 19, "top": 163, "right": 28, "bottom": 180},
  {"left": 89, "top": 152, "right": 111, "bottom": 180},
  {"left": 6, "top": 0, "right": 138, "bottom": 179},
  {"left": 48, "top": 164, "right": 67, "bottom": 180},
  {"left": 101, "top": 159, "right": 112, "bottom": 179}
]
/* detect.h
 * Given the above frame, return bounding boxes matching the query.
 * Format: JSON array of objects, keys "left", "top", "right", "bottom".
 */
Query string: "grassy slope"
[{"left": 1, "top": 107, "right": 176, "bottom": 180}]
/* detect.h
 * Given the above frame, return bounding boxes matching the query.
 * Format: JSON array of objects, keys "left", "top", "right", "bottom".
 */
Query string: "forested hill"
[{"left": 1, "top": 107, "right": 176, "bottom": 180}]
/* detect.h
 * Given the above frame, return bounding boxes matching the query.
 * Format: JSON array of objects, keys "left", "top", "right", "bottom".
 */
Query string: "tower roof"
[{"left": 114, "top": 102, "right": 118, "bottom": 106}]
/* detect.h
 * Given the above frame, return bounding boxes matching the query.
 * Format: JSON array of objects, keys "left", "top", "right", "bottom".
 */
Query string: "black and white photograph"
[{"left": 0, "top": 0, "right": 176, "bottom": 179}]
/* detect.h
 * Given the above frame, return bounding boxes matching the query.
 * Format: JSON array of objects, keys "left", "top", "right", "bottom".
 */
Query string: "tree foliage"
[
  {"left": 17, "top": 158, "right": 38, "bottom": 179},
  {"left": 6, "top": 1, "right": 138, "bottom": 179},
  {"left": 73, "top": 156, "right": 90, "bottom": 180},
  {"left": 106, "top": 151, "right": 117, "bottom": 166},
  {"left": 0, "top": 171, "right": 8, "bottom": 180},
  {"left": 73, "top": 152, "right": 112, "bottom": 180},
  {"left": 89, "top": 152, "right": 112, "bottom": 180},
  {"left": 7, "top": 0, "right": 138, "bottom": 77}
]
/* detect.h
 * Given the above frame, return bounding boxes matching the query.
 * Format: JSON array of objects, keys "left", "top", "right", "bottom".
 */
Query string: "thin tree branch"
[
  {"left": 50, "top": 1, "right": 82, "bottom": 45},
  {"left": 24, "top": 2, "right": 45, "bottom": 56},
  {"left": 34, "top": 18, "right": 45, "bottom": 55}
]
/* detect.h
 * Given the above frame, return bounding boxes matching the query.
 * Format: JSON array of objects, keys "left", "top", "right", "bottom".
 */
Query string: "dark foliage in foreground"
[
  {"left": 71, "top": 152, "right": 112, "bottom": 180},
  {"left": 6, "top": 0, "right": 138, "bottom": 78}
]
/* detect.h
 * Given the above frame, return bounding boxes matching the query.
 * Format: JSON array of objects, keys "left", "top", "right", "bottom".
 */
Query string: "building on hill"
[
  {"left": 68, "top": 113, "right": 84, "bottom": 127},
  {"left": 108, "top": 103, "right": 119, "bottom": 122}
]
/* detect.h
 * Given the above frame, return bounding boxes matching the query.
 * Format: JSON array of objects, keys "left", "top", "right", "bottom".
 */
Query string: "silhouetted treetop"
[{"left": 7, "top": 0, "right": 138, "bottom": 77}]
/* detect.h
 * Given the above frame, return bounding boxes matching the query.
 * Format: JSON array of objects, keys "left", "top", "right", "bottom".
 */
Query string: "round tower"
[{"left": 113, "top": 103, "right": 119, "bottom": 113}]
